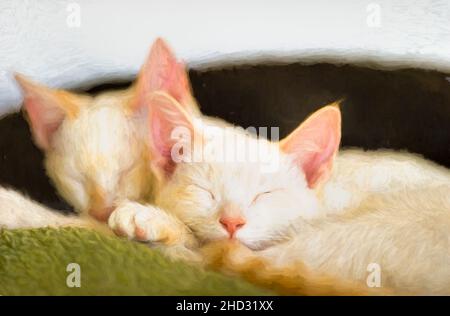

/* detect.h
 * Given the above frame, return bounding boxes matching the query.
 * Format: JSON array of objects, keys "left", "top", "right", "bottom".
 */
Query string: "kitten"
[
  {"left": 1, "top": 38, "right": 198, "bottom": 227},
  {"left": 115, "top": 91, "right": 450, "bottom": 294}
]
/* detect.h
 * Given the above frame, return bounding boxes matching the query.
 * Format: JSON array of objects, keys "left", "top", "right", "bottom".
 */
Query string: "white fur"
[
  {"left": 250, "top": 149, "right": 450, "bottom": 294},
  {"left": 262, "top": 184, "right": 450, "bottom": 294},
  {"left": 318, "top": 149, "right": 450, "bottom": 214},
  {"left": 0, "top": 187, "right": 91, "bottom": 229}
]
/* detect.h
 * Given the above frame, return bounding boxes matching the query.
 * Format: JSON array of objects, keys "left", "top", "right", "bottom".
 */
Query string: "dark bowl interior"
[{"left": 1, "top": 61, "right": 449, "bottom": 211}]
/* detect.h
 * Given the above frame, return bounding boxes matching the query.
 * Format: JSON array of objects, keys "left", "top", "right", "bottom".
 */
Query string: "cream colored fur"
[
  {"left": 45, "top": 89, "right": 154, "bottom": 215},
  {"left": 0, "top": 187, "right": 102, "bottom": 230}
]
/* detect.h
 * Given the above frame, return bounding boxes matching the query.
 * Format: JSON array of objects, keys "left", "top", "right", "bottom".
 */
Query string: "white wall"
[{"left": 1, "top": 0, "right": 449, "bottom": 116}]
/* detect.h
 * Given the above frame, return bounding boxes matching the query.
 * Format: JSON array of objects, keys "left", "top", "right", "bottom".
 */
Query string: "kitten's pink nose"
[{"left": 219, "top": 216, "right": 246, "bottom": 238}]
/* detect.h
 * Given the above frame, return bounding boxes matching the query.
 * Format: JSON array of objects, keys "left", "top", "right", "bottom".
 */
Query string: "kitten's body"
[
  {"left": 319, "top": 149, "right": 450, "bottom": 215},
  {"left": 0, "top": 186, "right": 106, "bottom": 231},
  {"left": 263, "top": 186, "right": 450, "bottom": 294},
  {"left": 261, "top": 151, "right": 450, "bottom": 294}
]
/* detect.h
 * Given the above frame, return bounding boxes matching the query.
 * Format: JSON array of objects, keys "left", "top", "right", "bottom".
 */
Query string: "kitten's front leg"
[{"left": 108, "top": 200, "right": 201, "bottom": 262}]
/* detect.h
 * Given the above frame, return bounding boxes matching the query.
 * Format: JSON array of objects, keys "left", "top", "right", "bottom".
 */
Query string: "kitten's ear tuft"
[
  {"left": 280, "top": 104, "right": 341, "bottom": 188},
  {"left": 131, "top": 38, "right": 193, "bottom": 112},
  {"left": 15, "top": 73, "right": 81, "bottom": 150},
  {"left": 147, "top": 91, "right": 196, "bottom": 180}
]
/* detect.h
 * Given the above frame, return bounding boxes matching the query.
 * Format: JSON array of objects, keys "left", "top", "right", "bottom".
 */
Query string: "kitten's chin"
[
  {"left": 238, "top": 240, "right": 272, "bottom": 251},
  {"left": 201, "top": 237, "right": 261, "bottom": 251},
  {"left": 201, "top": 236, "right": 275, "bottom": 251}
]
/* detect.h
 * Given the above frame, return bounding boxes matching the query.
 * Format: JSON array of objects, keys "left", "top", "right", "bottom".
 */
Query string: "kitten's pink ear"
[
  {"left": 147, "top": 91, "right": 196, "bottom": 180},
  {"left": 15, "top": 74, "right": 81, "bottom": 150},
  {"left": 131, "top": 38, "right": 193, "bottom": 112},
  {"left": 280, "top": 104, "right": 341, "bottom": 188}
]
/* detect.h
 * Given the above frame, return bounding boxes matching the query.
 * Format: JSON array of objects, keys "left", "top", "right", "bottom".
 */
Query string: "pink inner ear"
[
  {"left": 134, "top": 38, "right": 192, "bottom": 112},
  {"left": 148, "top": 92, "right": 195, "bottom": 179},
  {"left": 281, "top": 106, "right": 341, "bottom": 188},
  {"left": 149, "top": 108, "right": 176, "bottom": 176},
  {"left": 26, "top": 95, "right": 65, "bottom": 150},
  {"left": 151, "top": 54, "right": 190, "bottom": 104},
  {"left": 15, "top": 75, "right": 66, "bottom": 150},
  {"left": 150, "top": 109, "right": 175, "bottom": 160}
]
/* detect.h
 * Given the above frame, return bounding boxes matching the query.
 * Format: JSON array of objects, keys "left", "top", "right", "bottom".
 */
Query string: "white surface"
[{"left": 1, "top": 0, "right": 449, "bottom": 116}]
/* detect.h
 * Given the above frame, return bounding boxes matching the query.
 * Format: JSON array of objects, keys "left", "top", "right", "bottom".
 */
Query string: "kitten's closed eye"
[
  {"left": 251, "top": 189, "right": 283, "bottom": 205},
  {"left": 192, "top": 184, "right": 216, "bottom": 201}
]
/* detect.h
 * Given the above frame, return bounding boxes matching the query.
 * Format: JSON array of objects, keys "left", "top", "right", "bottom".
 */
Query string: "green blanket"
[{"left": 0, "top": 228, "right": 272, "bottom": 296}]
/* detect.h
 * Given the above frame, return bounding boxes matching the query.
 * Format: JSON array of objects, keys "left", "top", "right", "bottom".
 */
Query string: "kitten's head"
[
  {"left": 16, "top": 38, "right": 197, "bottom": 221},
  {"left": 148, "top": 93, "right": 341, "bottom": 250}
]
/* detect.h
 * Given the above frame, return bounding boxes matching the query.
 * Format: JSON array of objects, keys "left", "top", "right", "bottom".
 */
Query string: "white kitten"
[{"left": 123, "top": 91, "right": 450, "bottom": 294}]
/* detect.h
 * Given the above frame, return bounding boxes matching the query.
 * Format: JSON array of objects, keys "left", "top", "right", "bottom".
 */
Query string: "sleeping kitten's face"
[
  {"left": 16, "top": 38, "right": 197, "bottom": 221},
  {"left": 148, "top": 92, "right": 341, "bottom": 250},
  {"left": 45, "top": 90, "right": 152, "bottom": 221},
  {"left": 158, "top": 133, "right": 318, "bottom": 250}
]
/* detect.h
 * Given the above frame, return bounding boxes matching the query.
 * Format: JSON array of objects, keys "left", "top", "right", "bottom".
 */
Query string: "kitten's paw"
[
  {"left": 108, "top": 200, "right": 193, "bottom": 247},
  {"left": 108, "top": 201, "right": 169, "bottom": 243}
]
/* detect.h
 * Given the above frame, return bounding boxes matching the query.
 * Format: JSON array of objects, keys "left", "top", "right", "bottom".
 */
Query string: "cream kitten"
[
  {"left": 114, "top": 91, "right": 450, "bottom": 294},
  {"left": 1, "top": 38, "right": 198, "bottom": 227}
]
